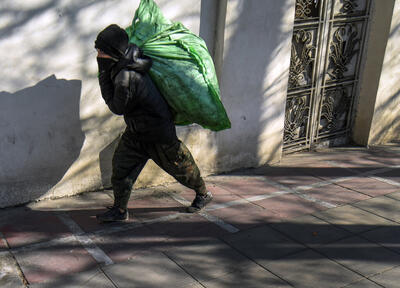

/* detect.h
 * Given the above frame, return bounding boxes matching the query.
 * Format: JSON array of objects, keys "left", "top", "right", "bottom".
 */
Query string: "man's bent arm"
[{"left": 99, "top": 70, "right": 132, "bottom": 115}]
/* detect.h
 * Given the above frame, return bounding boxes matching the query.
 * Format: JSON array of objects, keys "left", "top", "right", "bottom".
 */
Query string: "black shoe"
[
  {"left": 187, "top": 191, "right": 213, "bottom": 213},
  {"left": 96, "top": 206, "right": 129, "bottom": 223}
]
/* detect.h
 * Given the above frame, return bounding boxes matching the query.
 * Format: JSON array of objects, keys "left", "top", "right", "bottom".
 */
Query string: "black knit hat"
[{"left": 95, "top": 24, "right": 129, "bottom": 59}]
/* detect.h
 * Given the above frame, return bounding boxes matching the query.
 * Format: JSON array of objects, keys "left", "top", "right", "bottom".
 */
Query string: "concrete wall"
[
  {"left": 352, "top": 0, "right": 398, "bottom": 145},
  {"left": 0, "top": 0, "right": 295, "bottom": 207}
]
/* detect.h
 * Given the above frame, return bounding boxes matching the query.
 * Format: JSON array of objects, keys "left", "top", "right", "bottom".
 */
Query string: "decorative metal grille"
[
  {"left": 288, "top": 29, "right": 316, "bottom": 89},
  {"left": 328, "top": 24, "right": 360, "bottom": 80},
  {"left": 319, "top": 86, "right": 352, "bottom": 134},
  {"left": 283, "top": 0, "right": 371, "bottom": 152},
  {"left": 284, "top": 95, "right": 310, "bottom": 143},
  {"left": 295, "top": 0, "right": 320, "bottom": 19}
]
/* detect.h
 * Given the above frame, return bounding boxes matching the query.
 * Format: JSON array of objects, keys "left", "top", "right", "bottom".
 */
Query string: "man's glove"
[
  {"left": 97, "top": 57, "right": 116, "bottom": 74},
  {"left": 97, "top": 58, "right": 116, "bottom": 103},
  {"left": 111, "top": 44, "right": 152, "bottom": 79}
]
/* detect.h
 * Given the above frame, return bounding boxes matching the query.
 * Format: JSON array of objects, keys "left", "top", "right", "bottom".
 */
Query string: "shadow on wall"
[
  {"left": 0, "top": 75, "right": 85, "bottom": 207},
  {"left": 369, "top": 88, "right": 400, "bottom": 144}
]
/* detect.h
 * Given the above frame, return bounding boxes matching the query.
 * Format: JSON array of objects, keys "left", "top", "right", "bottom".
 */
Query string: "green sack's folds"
[{"left": 126, "top": 0, "right": 231, "bottom": 131}]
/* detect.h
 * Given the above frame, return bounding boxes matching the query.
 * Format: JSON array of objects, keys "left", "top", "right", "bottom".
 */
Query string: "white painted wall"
[
  {"left": 217, "top": 0, "right": 294, "bottom": 170},
  {"left": 352, "top": 0, "right": 400, "bottom": 145},
  {"left": 0, "top": 0, "right": 295, "bottom": 207},
  {"left": 368, "top": 0, "right": 400, "bottom": 144}
]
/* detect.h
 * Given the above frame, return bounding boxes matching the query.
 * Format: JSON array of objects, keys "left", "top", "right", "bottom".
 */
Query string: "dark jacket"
[{"left": 98, "top": 44, "right": 177, "bottom": 144}]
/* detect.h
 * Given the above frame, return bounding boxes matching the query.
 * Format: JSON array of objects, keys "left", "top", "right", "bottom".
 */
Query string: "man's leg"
[
  {"left": 149, "top": 139, "right": 212, "bottom": 212},
  {"left": 97, "top": 130, "right": 148, "bottom": 222}
]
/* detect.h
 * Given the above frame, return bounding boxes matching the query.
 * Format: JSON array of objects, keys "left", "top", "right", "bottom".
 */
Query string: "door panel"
[{"left": 284, "top": 0, "right": 371, "bottom": 152}]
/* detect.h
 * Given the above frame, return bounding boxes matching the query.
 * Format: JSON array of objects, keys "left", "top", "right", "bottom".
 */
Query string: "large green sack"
[{"left": 126, "top": 0, "right": 231, "bottom": 131}]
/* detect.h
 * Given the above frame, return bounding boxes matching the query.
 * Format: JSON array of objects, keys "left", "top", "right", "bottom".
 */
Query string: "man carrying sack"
[{"left": 95, "top": 24, "right": 213, "bottom": 222}]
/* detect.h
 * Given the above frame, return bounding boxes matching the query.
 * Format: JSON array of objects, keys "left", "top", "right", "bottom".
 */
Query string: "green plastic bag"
[{"left": 126, "top": 0, "right": 231, "bottom": 131}]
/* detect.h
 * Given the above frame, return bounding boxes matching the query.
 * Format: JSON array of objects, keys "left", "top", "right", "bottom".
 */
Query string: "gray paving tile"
[
  {"left": 14, "top": 239, "right": 97, "bottom": 284},
  {"left": 354, "top": 196, "right": 400, "bottom": 223},
  {"left": 104, "top": 251, "right": 201, "bottom": 288},
  {"left": 0, "top": 209, "right": 72, "bottom": 249},
  {"left": 0, "top": 276, "right": 24, "bottom": 288},
  {"left": 270, "top": 215, "right": 351, "bottom": 246},
  {"left": 335, "top": 177, "right": 399, "bottom": 197},
  {"left": 263, "top": 249, "right": 361, "bottom": 288},
  {"left": 386, "top": 191, "right": 400, "bottom": 201},
  {"left": 313, "top": 236, "right": 400, "bottom": 277},
  {"left": 370, "top": 266, "right": 400, "bottom": 288},
  {"left": 222, "top": 225, "right": 305, "bottom": 262},
  {"left": 94, "top": 225, "right": 171, "bottom": 263},
  {"left": 361, "top": 226, "right": 400, "bottom": 254},
  {"left": 303, "top": 165, "right": 357, "bottom": 179},
  {"left": 0, "top": 252, "right": 25, "bottom": 288},
  {"left": 313, "top": 205, "right": 395, "bottom": 234},
  {"left": 202, "top": 263, "right": 291, "bottom": 288},
  {"left": 258, "top": 166, "right": 323, "bottom": 188},
  {"left": 342, "top": 278, "right": 383, "bottom": 288},
  {"left": 375, "top": 169, "right": 400, "bottom": 184},
  {"left": 165, "top": 239, "right": 254, "bottom": 283},
  {"left": 0, "top": 207, "right": 26, "bottom": 227},
  {"left": 30, "top": 268, "right": 114, "bottom": 288}
]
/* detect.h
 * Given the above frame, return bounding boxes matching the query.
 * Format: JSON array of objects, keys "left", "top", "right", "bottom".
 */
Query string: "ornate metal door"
[{"left": 283, "top": 0, "right": 371, "bottom": 152}]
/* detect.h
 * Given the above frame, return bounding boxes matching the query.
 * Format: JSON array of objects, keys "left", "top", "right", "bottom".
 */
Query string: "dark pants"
[{"left": 111, "top": 129, "right": 207, "bottom": 209}]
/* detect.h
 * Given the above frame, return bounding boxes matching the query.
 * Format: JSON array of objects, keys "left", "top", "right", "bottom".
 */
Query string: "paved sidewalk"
[{"left": 1, "top": 145, "right": 400, "bottom": 287}]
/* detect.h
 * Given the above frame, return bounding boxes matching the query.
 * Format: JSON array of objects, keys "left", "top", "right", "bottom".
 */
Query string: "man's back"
[{"left": 100, "top": 44, "right": 176, "bottom": 144}]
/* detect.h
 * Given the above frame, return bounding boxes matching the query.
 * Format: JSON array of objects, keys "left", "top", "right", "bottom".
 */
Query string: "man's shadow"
[{"left": 0, "top": 75, "right": 85, "bottom": 206}]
